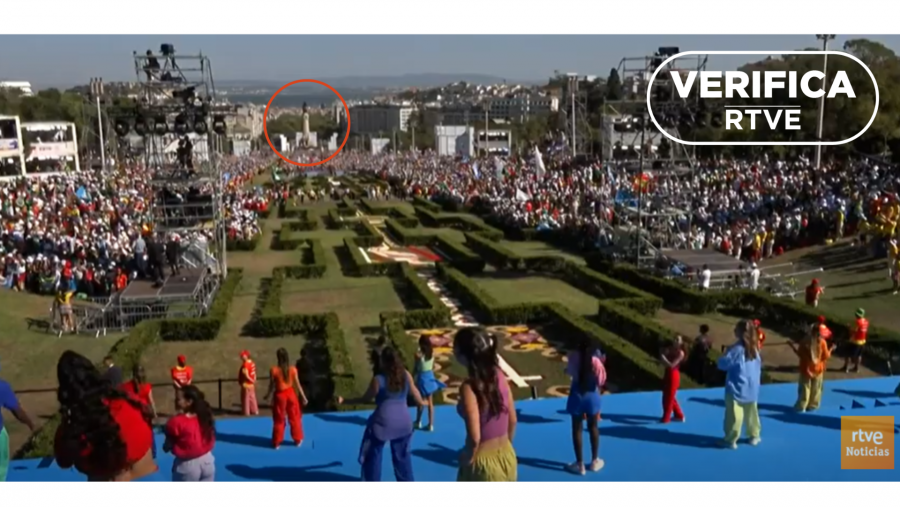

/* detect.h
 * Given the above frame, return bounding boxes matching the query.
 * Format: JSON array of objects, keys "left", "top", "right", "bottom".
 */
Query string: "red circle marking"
[{"left": 263, "top": 79, "right": 351, "bottom": 167}]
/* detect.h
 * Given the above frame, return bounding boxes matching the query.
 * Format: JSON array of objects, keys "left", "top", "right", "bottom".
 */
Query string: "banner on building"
[
  {"left": 22, "top": 122, "right": 78, "bottom": 160},
  {"left": 0, "top": 116, "right": 23, "bottom": 159}
]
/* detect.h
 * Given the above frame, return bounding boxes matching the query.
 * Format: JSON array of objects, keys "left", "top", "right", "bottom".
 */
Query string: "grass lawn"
[
  {"left": 470, "top": 272, "right": 599, "bottom": 316},
  {"left": 654, "top": 309, "right": 878, "bottom": 383},
  {"left": 281, "top": 275, "right": 405, "bottom": 395},
  {"left": 0, "top": 289, "right": 124, "bottom": 452},
  {"left": 760, "top": 241, "right": 898, "bottom": 333},
  {"left": 499, "top": 240, "right": 586, "bottom": 265}
]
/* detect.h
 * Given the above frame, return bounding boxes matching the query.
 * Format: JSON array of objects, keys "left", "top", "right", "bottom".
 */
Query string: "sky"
[{"left": 2, "top": 34, "right": 899, "bottom": 88}]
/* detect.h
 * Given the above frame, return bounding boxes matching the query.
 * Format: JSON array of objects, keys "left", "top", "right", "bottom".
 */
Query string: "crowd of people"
[
  {"left": 0, "top": 153, "right": 276, "bottom": 305},
  {"left": 1, "top": 143, "right": 899, "bottom": 482},
  {"left": 358, "top": 150, "right": 900, "bottom": 265}
]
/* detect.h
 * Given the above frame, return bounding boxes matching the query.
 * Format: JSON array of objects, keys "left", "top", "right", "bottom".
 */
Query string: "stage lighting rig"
[
  {"left": 153, "top": 116, "right": 169, "bottom": 135},
  {"left": 114, "top": 118, "right": 132, "bottom": 137},
  {"left": 212, "top": 115, "right": 227, "bottom": 135},
  {"left": 173, "top": 114, "right": 189, "bottom": 135}
]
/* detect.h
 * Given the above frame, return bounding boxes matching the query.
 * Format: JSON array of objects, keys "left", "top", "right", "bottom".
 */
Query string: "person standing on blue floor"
[
  {"left": 0, "top": 358, "right": 36, "bottom": 482},
  {"left": 563, "top": 336, "right": 606, "bottom": 475},
  {"left": 339, "top": 346, "right": 425, "bottom": 481},
  {"left": 454, "top": 327, "right": 518, "bottom": 482},
  {"left": 716, "top": 319, "right": 763, "bottom": 449},
  {"left": 414, "top": 336, "right": 446, "bottom": 432}
]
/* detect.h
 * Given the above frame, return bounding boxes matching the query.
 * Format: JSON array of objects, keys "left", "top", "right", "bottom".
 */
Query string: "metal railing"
[
  {"left": 15, "top": 376, "right": 542, "bottom": 414},
  {"left": 14, "top": 375, "right": 275, "bottom": 414}
]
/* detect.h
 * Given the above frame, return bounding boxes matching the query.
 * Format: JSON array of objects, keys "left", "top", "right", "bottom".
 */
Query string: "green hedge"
[
  {"left": 343, "top": 237, "right": 402, "bottom": 277},
  {"left": 339, "top": 196, "right": 358, "bottom": 214},
  {"left": 587, "top": 259, "right": 900, "bottom": 366},
  {"left": 461, "top": 233, "right": 730, "bottom": 386},
  {"left": 380, "top": 264, "right": 452, "bottom": 330},
  {"left": 358, "top": 199, "right": 419, "bottom": 228},
  {"left": 327, "top": 208, "right": 351, "bottom": 229},
  {"left": 431, "top": 236, "right": 486, "bottom": 274},
  {"left": 17, "top": 269, "right": 244, "bottom": 458},
  {"left": 160, "top": 269, "right": 244, "bottom": 341},
  {"left": 273, "top": 211, "right": 320, "bottom": 250},
  {"left": 226, "top": 228, "right": 263, "bottom": 251},
  {"left": 413, "top": 195, "right": 442, "bottom": 213},
  {"left": 413, "top": 206, "right": 504, "bottom": 241},
  {"left": 277, "top": 239, "right": 328, "bottom": 279},
  {"left": 354, "top": 221, "right": 385, "bottom": 248},
  {"left": 245, "top": 272, "right": 356, "bottom": 410},
  {"left": 433, "top": 263, "right": 682, "bottom": 391},
  {"left": 385, "top": 219, "right": 431, "bottom": 246}
]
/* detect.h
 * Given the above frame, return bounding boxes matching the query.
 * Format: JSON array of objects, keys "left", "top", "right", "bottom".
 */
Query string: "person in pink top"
[
  {"left": 164, "top": 385, "right": 216, "bottom": 481},
  {"left": 453, "top": 327, "right": 518, "bottom": 482}
]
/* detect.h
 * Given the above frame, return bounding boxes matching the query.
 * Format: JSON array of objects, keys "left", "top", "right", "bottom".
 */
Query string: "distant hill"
[{"left": 218, "top": 73, "right": 537, "bottom": 92}]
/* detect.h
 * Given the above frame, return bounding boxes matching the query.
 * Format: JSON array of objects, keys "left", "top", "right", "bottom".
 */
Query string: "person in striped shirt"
[{"left": 238, "top": 351, "right": 259, "bottom": 416}]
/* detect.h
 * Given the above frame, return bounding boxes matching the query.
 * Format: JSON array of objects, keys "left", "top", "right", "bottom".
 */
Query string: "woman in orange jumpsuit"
[{"left": 263, "top": 348, "right": 308, "bottom": 449}]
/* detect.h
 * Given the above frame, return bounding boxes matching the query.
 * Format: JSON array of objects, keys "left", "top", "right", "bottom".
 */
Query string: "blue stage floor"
[{"left": 9, "top": 377, "right": 900, "bottom": 481}]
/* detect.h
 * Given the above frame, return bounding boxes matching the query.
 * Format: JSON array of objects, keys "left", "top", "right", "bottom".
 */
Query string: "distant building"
[
  {"left": 434, "top": 125, "right": 474, "bottom": 157},
  {"left": 234, "top": 105, "right": 264, "bottom": 139},
  {"left": 473, "top": 129, "right": 512, "bottom": 155},
  {"left": 485, "top": 95, "right": 558, "bottom": 122},
  {"left": 423, "top": 106, "right": 485, "bottom": 129},
  {"left": 349, "top": 104, "right": 414, "bottom": 134},
  {"left": 0, "top": 81, "right": 34, "bottom": 96}
]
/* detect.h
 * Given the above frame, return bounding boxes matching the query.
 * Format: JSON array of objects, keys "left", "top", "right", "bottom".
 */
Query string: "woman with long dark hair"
[
  {"left": 563, "top": 336, "right": 605, "bottom": 475},
  {"left": 339, "top": 346, "right": 425, "bottom": 481},
  {"left": 54, "top": 350, "right": 157, "bottom": 481},
  {"left": 163, "top": 385, "right": 216, "bottom": 481},
  {"left": 264, "top": 348, "right": 308, "bottom": 449},
  {"left": 120, "top": 365, "right": 158, "bottom": 420},
  {"left": 454, "top": 327, "right": 517, "bottom": 481},
  {"left": 414, "top": 336, "right": 446, "bottom": 431}
]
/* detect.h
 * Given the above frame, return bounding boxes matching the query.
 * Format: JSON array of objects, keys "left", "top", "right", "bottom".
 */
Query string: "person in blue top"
[
  {"left": 413, "top": 336, "right": 446, "bottom": 432},
  {"left": 339, "top": 346, "right": 425, "bottom": 481},
  {"left": 1, "top": 359, "right": 36, "bottom": 481},
  {"left": 716, "top": 319, "right": 763, "bottom": 449},
  {"left": 563, "top": 337, "right": 606, "bottom": 475}
]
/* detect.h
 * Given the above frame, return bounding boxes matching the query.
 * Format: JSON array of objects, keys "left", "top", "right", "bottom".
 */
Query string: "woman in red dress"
[{"left": 54, "top": 351, "right": 157, "bottom": 481}]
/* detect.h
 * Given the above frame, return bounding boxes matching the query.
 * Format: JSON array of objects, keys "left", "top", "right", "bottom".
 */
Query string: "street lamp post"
[{"left": 815, "top": 34, "right": 835, "bottom": 169}]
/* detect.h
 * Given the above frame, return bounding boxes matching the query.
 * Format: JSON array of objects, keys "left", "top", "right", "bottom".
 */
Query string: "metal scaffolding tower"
[
  {"left": 600, "top": 49, "right": 708, "bottom": 264},
  {"left": 560, "top": 73, "right": 594, "bottom": 157},
  {"left": 119, "top": 46, "right": 237, "bottom": 277}
]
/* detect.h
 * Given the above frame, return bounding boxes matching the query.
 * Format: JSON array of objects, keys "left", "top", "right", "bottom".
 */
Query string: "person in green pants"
[
  {"left": 1, "top": 363, "right": 36, "bottom": 482},
  {"left": 716, "top": 319, "right": 763, "bottom": 449}
]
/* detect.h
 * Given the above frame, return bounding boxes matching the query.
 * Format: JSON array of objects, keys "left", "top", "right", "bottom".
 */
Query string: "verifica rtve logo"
[
  {"left": 840, "top": 416, "right": 894, "bottom": 470},
  {"left": 645, "top": 51, "right": 880, "bottom": 146}
]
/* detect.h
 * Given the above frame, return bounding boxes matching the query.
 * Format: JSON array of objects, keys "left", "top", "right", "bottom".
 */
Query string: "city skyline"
[{"left": 3, "top": 34, "right": 900, "bottom": 88}]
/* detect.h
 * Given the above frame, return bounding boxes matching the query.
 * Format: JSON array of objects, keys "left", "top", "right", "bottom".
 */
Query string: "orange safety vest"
[
  {"left": 757, "top": 330, "right": 767, "bottom": 348},
  {"left": 239, "top": 360, "right": 257, "bottom": 388},
  {"left": 171, "top": 365, "right": 193, "bottom": 387},
  {"left": 851, "top": 318, "right": 868, "bottom": 345}
]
